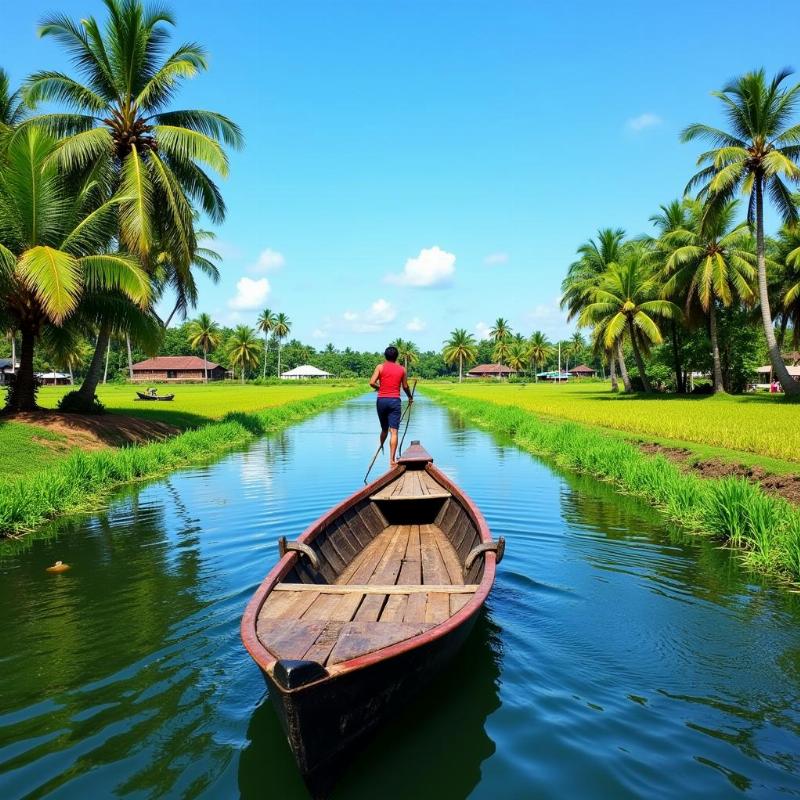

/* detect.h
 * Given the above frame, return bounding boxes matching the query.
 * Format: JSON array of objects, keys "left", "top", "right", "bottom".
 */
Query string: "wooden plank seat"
[
  {"left": 257, "top": 524, "right": 475, "bottom": 666},
  {"left": 370, "top": 469, "right": 452, "bottom": 501}
]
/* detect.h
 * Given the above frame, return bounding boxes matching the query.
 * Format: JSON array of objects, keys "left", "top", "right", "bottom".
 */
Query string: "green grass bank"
[
  {"left": 423, "top": 386, "right": 800, "bottom": 582},
  {"left": 0, "top": 385, "right": 363, "bottom": 539}
]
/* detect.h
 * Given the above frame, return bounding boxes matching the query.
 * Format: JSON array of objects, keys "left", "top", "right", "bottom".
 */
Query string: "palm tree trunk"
[
  {"left": 263, "top": 337, "right": 268, "bottom": 378},
  {"left": 459, "top": 355, "right": 463, "bottom": 383},
  {"left": 616, "top": 340, "right": 633, "bottom": 393},
  {"left": 278, "top": 340, "right": 282, "bottom": 378},
  {"left": 126, "top": 334, "right": 134, "bottom": 380},
  {"left": 670, "top": 320, "right": 684, "bottom": 393},
  {"left": 627, "top": 320, "right": 651, "bottom": 392},
  {"left": 708, "top": 302, "right": 725, "bottom": 393},
  {"left": 11, "top": 333, "right": 16, "bottom": 374},
  {"left": 6, "top": 325, "right": 37, "bottom": 411},
  {"left": 204, "top": 344, "right": 208, "bottom": 383},
  {"left": 756, "top": 177, "right": 799, "bottom": 395},
  {"left": 609, "top": 352, "right": 618, "bottom": 392},
  {"left": 69, "top": 365, "right": 74, "bottom": 385},
  {"left": 103, "top": 337, "right": 111, "bottom": 384},
  {"left": 77, "top": 322, "right": 111, "bottom": 404}
]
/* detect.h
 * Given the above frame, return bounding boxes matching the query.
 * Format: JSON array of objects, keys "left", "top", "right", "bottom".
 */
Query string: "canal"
[{"left": 1, "top": 394, "right": 799, "bottom": 798}]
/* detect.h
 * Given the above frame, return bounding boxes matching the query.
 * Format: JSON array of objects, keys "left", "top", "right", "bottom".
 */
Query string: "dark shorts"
[{"left": 376, "top": 397, "right": 401, "bottom": 431}]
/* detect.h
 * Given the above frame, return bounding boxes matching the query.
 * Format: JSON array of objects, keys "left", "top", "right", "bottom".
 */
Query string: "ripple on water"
[{"left": 2, "top": 395, "right": 800, "bottom": 799}]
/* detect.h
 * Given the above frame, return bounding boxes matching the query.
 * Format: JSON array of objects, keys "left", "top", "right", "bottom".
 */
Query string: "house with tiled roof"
[{"left": 131, "top": 356, "right": 225, "bottom": 382}]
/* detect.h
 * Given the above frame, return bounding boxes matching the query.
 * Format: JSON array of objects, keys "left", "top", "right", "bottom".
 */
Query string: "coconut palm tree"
[
  {"left": 682, "top": 68, "right": 800, "bottom": 396},
  {"left": 565, "top": 331, "right": 585, "bottom": 372},
  {"left": 775, "top": 224, "right": 800, "bottom": 346},
  {"left": 660, "top": 199, "right": 757, "bottom": 392},
  {"left": 489, "top": 317, "right": 512, "bottom": 342},
  {"left": 0, "top": 67, "right": 25, "bottom": 147},
  {"left": 507, "top": 341, "right": 527, "bottom": 373},
  {"left": 273, "top": 312, "right": 291, "bottom": 377},
  {"left": 226, "top": 325, "right": 261, "bottom": 383},
  {"left": 22, "top": 0, "right": 243, "bottom": 405},
  {"left": 580, "top": 244, "right": 680, "bottom": 392},
  {"left": 256, "top": 308, "right": 276, "bottom": 378},
  {"left": 562, "top": 227, "right": 629, "bottom": 388},
  {"left": 187, "top": 312, "right": 220, "bottom": 382},
  {"left": 649, "top": 199, "right": 696, "bottom": 392},
  {"left": 443, "top": 328, "right": 477, "bottom": 383},
  {"left": 392, "top": 338, "right": 420, "bottom": 372},
  {"left": 526, "top": 331, "right": 553, "bottom": 381},
  {"left": 0, "top": 126, "right": 150, "bottom": 410},
  {"left": 492, "top": 337, "right": 512, "bottom": 365}
]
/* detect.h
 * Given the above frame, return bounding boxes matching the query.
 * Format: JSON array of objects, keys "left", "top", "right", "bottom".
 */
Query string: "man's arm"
[
  {"left": 402, "top": 373, "right": 413, "bottom": 402},
  {"left": 369, "top": 364, "right": 382, "bottom": 391}
]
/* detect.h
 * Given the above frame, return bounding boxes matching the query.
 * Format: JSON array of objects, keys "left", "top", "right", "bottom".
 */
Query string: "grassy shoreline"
[
  {"left": 0, "top": 386, "right": 363, "bottom": 540},
  {"left": 423, "top": 386, "right": 800, "bottom": 582}
]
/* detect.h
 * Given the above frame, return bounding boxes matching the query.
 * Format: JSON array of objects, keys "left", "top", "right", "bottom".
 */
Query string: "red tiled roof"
[
  {"left": 132, "top": 356, "right": 220, "bottom": 371},
  {"left": 467, "top": 363, "right": 517, "bottom": 374},
  {"left": 569, "top": 364, "right": 596, "bottom": 374}
]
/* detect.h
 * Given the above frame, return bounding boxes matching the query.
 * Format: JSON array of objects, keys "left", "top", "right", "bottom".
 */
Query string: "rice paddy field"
[{"left": 425, "top": 381, "right": 800, "bottom": 466}]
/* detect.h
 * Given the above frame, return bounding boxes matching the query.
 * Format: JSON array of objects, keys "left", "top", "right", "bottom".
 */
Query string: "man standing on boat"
[{"left": 370, "top": 345, "right": 413, "bottom": 468}]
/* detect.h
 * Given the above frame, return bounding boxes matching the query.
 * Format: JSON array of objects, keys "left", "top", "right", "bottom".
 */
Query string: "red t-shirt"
[{"left": 377, "top": 361, "right": 406, "bottom": 398}]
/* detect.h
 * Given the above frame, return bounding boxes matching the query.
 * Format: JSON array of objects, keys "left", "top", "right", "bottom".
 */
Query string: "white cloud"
[
  {"left": 228, "top": 276, "right": 271, "bottom": 310},
  {"left": 249, "top": 248, "right": 285, "bottom": 273},
  {"left": 311, "top": 328, "right": 326, "bottom": 339},
  {"left": 386, "top": 246, "right": 456, "bottom": 287},
  {"left": 406, "top": 317, "right": 426, "bottom": 332},
  {"left": 343, "top": 298, "right": 397, "bottom": 333},
  {"left": 475, "top": 321, "right": 492, "bottom": 340},
  {"left": 626, "top": 112, "right": 662, "bottom": 133},
  {"left": 484, "top": 252, "right": 508, "bottom": 266}
]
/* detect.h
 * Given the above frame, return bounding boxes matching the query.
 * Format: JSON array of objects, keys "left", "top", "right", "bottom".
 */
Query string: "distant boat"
[
  {"left": 241, "top": 441, "right": 504, "bottom": 795},
  {"left": 135, "top": 391, "right": 175, "bottom": 401},
  {"left": 536, "top": 370, "right": 570, "bottom": 381}
]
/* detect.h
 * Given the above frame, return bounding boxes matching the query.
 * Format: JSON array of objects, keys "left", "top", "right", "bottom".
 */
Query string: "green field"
[
  {"left": 0, "top": 383, "right": 362, "bottom": 479},
  {"left": 35, "top": 382, "right": 360, "bottom": 428},
  {"left": 425, "top": 381, "right": 800, "bottom": 467}
]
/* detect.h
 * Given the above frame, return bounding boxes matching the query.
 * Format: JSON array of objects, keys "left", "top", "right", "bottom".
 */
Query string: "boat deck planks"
[
  {"left": 370, "top": 469, "right": 452, "bottom": 501},
  {"left": 257, "top": 523, "right": 477, "bottom": 666}
]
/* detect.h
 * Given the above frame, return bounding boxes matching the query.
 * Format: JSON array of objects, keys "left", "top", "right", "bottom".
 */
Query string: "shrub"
[{"left": 57, "top": 390, "right": 105, "bottom": 414}]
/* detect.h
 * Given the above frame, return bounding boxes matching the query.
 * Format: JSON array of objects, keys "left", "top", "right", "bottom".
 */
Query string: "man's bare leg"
[
  {"left": 389, "top": 428, "right": 399, "bottom": 467},
  {"left": 379, "top": 429, "right": 388, "bottom": 452}
]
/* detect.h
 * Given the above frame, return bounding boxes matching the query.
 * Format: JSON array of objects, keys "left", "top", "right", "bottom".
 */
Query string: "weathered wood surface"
[
  {"left": 370, "top": 469, "right": 451, "bottom": 501},
  {"left": 257, "top": 523, "right": 477, "bottom": 667}
]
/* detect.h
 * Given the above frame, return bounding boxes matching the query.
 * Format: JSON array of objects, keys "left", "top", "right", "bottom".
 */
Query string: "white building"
[{"left": 280, "top": 364, "right": 332, "bottom": 380}]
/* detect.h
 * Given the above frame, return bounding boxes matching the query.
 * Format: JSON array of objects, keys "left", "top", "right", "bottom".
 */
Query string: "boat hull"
[{"left": 263, "top": 603, "right": 482, "bottom": 796}]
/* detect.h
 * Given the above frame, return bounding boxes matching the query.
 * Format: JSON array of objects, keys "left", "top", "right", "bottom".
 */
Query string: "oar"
[
  {"left": 363, "top": 440, "right": 384, "bottom": 485},
  {"left": 397, "top": 379, "right": 418, "bottom": 457}
]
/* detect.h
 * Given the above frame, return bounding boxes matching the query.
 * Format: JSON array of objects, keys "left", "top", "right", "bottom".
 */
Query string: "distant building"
[
  {"left": 280, "top": 364, "right": 332, "bottom": 380},
  {"left": 36, "top": 371, "right": 71, "bottom": 386},
  {"left": 466, "top": 363, "right": 518, "bottom": 379},
  {"left": 568, "top": 364, "right": 597, "bottom": 378},
  {"left": 536, "top": 371, "right": 570, "bottom": 382},
  {"left": 131, "top": 356, "right": 225, "bottom": 382},
  {"left": 0, "top": 358, "right": 18, "bottom": 386}
]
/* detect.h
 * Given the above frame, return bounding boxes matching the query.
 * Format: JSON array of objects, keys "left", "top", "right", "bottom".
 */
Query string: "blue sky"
[{"left": 5, "top": 0, "right": 800, "bottom": 350}]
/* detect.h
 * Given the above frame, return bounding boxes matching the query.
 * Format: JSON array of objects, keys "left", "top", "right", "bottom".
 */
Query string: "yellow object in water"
[{"left": 46, "top": 561, "right": 70, "bottom": 573}]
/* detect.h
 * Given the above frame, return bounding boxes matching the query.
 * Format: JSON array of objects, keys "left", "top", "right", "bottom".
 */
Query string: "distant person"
[{"left": 369, "top": 346, "right": 413, "bottom": 468}]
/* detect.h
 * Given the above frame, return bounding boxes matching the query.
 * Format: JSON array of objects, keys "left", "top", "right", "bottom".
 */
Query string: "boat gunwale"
[{"left": 240, "top": 460, "right": 496, "bottom": 686}]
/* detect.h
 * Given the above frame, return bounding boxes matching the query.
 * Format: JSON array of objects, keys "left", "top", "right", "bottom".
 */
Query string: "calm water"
[{"left": 2, "top": 394, "right": 800, "bottom": 799}]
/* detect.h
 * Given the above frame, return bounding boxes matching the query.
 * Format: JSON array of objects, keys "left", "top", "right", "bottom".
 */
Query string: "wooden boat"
[
  {"left": 241, "top": 441, "right": 504, "bottom": 795},
  {"left": 135, "top": 391, "right": 175, "bottom": 401}
]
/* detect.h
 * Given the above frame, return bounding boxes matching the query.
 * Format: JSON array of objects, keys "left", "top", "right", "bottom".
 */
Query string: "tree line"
[
  {"left": 562, "top": 69, "right": 800, "bottom": 395},
  {"left": 0, "top": 0, "right": 242, "bottom": 412}
]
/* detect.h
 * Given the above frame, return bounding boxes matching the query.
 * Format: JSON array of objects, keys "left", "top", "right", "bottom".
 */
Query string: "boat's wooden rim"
[{"left": 240, "top": 460, "right": 496, "bottom": 687}]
